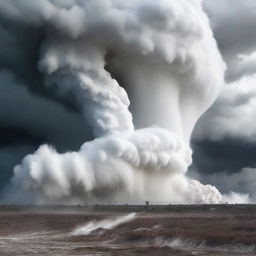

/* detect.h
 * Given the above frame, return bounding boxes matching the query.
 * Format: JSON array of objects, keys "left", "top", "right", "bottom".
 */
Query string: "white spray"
[
  {"left": 72, "top": 213, "right": 136, "bottom": 236},
  {"left": 3, "top": 0, "right": 225, "bottom": 204}
]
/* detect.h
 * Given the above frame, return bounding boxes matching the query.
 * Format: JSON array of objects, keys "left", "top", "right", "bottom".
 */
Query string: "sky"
[
  {"left": 189, "top": 0, "right": 256, "bottom": 203},
  {"left": 0, "top": 0, "right": 256, "bottom": 203}
]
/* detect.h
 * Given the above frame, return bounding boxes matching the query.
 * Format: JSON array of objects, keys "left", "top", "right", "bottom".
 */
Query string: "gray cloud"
[
  {"left": 187, "top": 0, "right": 256, "bottom": 202},
  {"left": 204, "top": 0, "right": 256, "bottom": 82},
  {"left": 193, "top": 75, "right": 256, "bottom": 142}
]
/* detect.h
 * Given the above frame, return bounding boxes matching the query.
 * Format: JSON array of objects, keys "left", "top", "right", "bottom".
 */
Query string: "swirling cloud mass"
[{"left": 0, "top": 0, "right": 225, "bottom": 204}]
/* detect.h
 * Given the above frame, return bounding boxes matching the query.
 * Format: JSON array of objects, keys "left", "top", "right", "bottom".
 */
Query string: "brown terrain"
[{"left": 0, "top": 205, "right": 256, "bottom": 256}]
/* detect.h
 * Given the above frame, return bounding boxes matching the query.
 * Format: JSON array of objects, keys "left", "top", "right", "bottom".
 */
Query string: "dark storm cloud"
[
  {"left": 0, "top": 70, "right": 92, "bottom": 149},
  {"left": 191, "top": 139, "right": 256, "bottom": 175},
  {"left": 189, "top": 137, "right": 256, "bottom": 201},
  {"left": 191, "top": 77, "right": 256, "bottom": 202},
  {"left": 0, "top": 126, "right": 44, "bottom": 189},
  {"left": 0, "top": 69, "right": 92, "bottom": 193},
  {"left": 0, "top": 12, "right": 93, "bottom": 194},
  {"left": 190, "top": 136, "right": 256, "bottom": 203}
]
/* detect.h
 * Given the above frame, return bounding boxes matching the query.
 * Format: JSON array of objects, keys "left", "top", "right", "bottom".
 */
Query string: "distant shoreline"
[{"left": 1, "top": 204, "right": 256, "bottom": 213}]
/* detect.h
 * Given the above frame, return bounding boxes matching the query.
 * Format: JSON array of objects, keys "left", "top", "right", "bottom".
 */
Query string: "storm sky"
[
  {"left": 0, "top": 0, "right": 256, "bottom": 203},
  {"left": 190, "top": 0, "right": 256, "bottom": 203}
]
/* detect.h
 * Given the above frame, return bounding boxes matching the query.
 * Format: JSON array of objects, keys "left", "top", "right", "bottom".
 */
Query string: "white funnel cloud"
[{"left": 3, "top": 0, "right": 225, "bottom": 204}]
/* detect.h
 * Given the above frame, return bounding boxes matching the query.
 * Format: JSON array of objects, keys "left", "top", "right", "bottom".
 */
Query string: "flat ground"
[{"left": 0, "top": 205, "right": 256, "bottom": 256}]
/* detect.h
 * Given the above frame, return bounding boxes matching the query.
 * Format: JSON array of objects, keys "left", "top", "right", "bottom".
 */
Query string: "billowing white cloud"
[{"left": 0, "top": 0, "right": 225, "bottom": 204}]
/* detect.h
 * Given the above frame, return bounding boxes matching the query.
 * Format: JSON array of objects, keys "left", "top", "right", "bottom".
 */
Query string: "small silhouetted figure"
[{"left": 145, "top": 201, "right": 149, "bottom": 207}]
